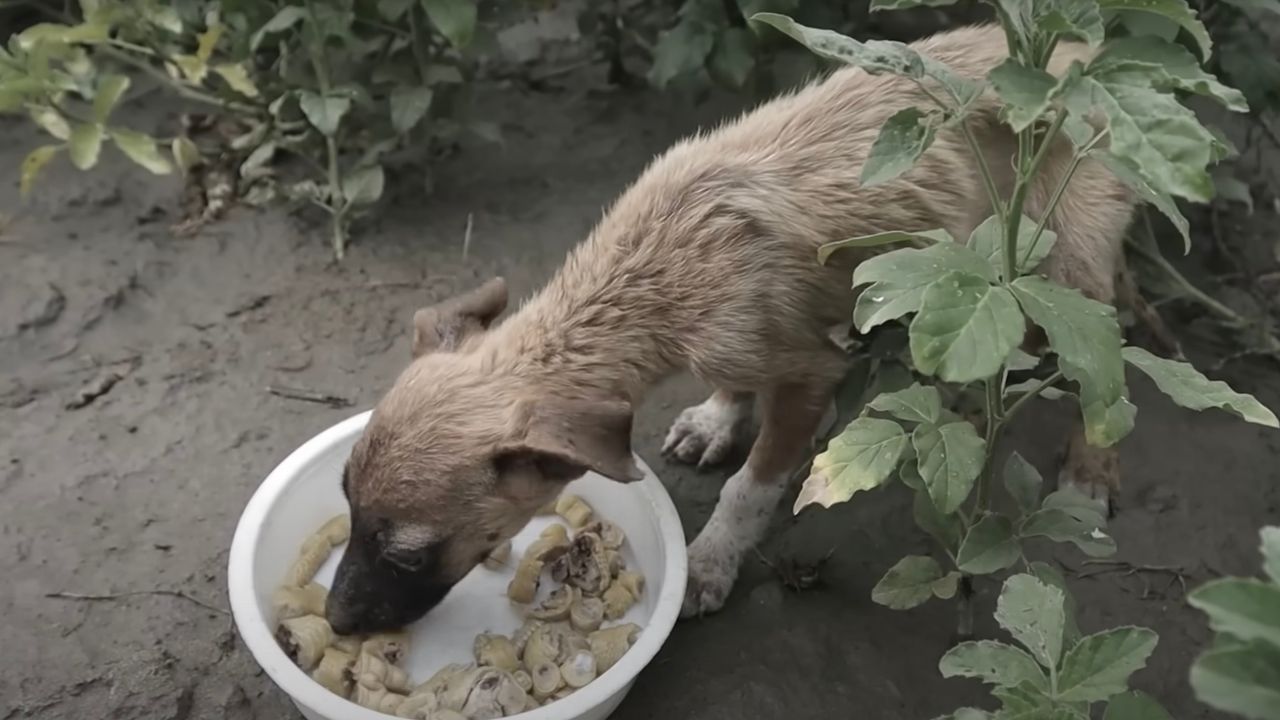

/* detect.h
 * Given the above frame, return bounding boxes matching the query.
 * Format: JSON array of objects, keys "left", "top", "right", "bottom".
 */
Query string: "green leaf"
[
  {"left": 1188, "top": 579, "right": 1280, "bottom": 646},
  {"left": 342, "top": 165, "right": 386, "bottom": 207},
  {"left": 868, "top": 384, "right": 942, "bottom": 424},
  {"left": 68, "top": 123, "right": 102, "bottom": 171},
  {"left": 872, "top": 555, "right": 944, "bottom": 609},
  {"left": 213, "top": 63, "right": 259, "bottom": 98},
  {"left": 252, "top": 6, "right": 307, "bottom": 50},
  {"left": 1011, "top": 276, "right": 1134, "bottom": 447},
  {"left": 1215, "top": 175, "right": 1253, "bottom": 214},
  {"left": 1003, "top": 452, "right": 1043, "bottom": 515},
  {"left": 1099, "top": 153, "right": 1190, "bottom": 250},
  {"left": 1261, "top": 527, "right": 1280, "bottom": 584},
  {"left": 1123, "top": 347, "right": 1279, "bottom": 427},
  {"left": 92, "top": 74, "right": 130, "bottom": 123},
  {"left": 1005, "top": 378, "right": 1072, "bottom": 401},
  {"left": 871, "top": 0, "right": 960, "bottom": 8},
  {"left": 900, "top": 461, "right": 925, "bottom": 490},
  {"left": 1042, "top": 486, "right": 1108, "bottom": 528},
  {"left": 996, "top": 574, "right": 1067, "bottom": 669},
  {"left": 993, "top": 682, "right": 1057, "bottom": 717},
  {"left": 709, "top": 28, "right": 756, "bottom": 89},
  {"left": 862, "top": 107, "right": 940, "bottom": 186},
  {"left": 299, "top": 91, "right": 351, "bottom": 136},
  {"left": 957, "top": 515, "right": 1021, "bottom": 574},
  {"left": 1006, "top": 348, "right": 1042, "bottom": 372},
  {"left": 1189, "top": 642, "right": 1280, "bottom": 720},
  {"left": 390, "top": 86, "right": 434, "bottom": 134},
  {"left": 421, "top": 0, "right": 477, "bottom": 49},
  {"left": 1021, "top": 508, "right": 1117, "bottom": 556},
  {"left": 1039, "top": 0, "right": 1106, "bottom": 46},
  {"left": 939, "top": 640, "right": 1048, "bottom": 689},
  {"left": 988, "top": 59, "right": 1058, "bottom": 131},
  {"left": 914, "top": 489, "right": 963, "bottom": 550},
  {"left": 1090, "top": 37, "right": 1246, "bottom": 111},
  {"left": 910, "top": 272, "right": 1025, "bottom": 383},
  {"left": 1096, "top": 0, "right": 1212, "bottom": 60},
  {"left": 1104, "top": 691, "right": 1173, "bottom": 720},
  {"left": 1056, "top": 627, "right": 1159, "bottom": 702},
  {"left": 934, "top": 571, "right": 961, "bottom": 599},
  {"left": 648, "top": 20, "right": 715, "bottom": 88},
  {"left": 20, "top": 145, "right": 61, "bottom": 198},
  {"left": 171, "top": 137, "right": 201, "bottom": 175},
  {"left": 1029, "top": 561, "right": 1081, "bottom": 644},
  {"left": 967, "top": 214, "right": 1058, "bottom": 280},
  {"left": 110, "top": 130, "right": 172, "bottom": 174},
  {"left": 752, "top": 13, "right": 925, "bottom": 76},
  {"left": 913, "top": 421, "right": 985, "bottom": 514},
  {"left": 818, "top": 228, "right": 953, "bottom": 264},
  {"left": 794, "top": 417, "right": 907, "bottom": 512},
  {"left": 29, "top": 106, "right": 71, "bottom": 141},
  {"left": 852, "top": 243, "right": 995, "bottom": 331},
  {"left": 1065, "top": 74, "right": 1219, "bottom": 203}
]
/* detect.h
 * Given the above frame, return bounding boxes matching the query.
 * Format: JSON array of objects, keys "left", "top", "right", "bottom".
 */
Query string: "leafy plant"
[
  {"left": 645, "top": 0, "right": 803, "bottom": 90},
  {"left": 3, "top": 0, "right": 484, "bottom": 258},
  {"left": 750, "top": 0, "right": 1279, "bottom": 715},
  {"left": 1187, "top": 526, "right": 1280, "bottom": 720},
  {"left": 940, "top": 572, "right": 1167, "bottom": 719}
]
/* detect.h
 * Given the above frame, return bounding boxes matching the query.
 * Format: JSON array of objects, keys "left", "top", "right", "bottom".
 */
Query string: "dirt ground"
[{"left": 4, "top": 32, "right": 1280, "bottom": 720}]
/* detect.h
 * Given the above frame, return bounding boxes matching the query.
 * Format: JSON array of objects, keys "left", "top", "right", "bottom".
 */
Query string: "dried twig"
[
  {"left": 46, "top": 589, "right": 229, "bottom": 615},
  {"left": 1071, "top": 559, "right": 1189, "bottom": 599},
  {"left": 267, "top": 384, "right": 353, "bottom": 408}
]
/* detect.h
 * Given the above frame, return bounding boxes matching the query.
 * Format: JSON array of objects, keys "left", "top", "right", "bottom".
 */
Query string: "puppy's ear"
[
  {"left": 412, "top": 277, "right": 508, "bottom": 357},
  {"left": 500, "top": 398, "right": 642, "bottom": 484}
]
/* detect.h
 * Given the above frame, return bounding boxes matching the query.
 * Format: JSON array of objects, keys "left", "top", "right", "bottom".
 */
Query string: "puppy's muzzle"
[{"left": 324, "top": 545, "right": 454, "bottom": 635}]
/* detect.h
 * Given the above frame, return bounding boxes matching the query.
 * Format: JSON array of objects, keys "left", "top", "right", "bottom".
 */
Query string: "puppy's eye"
[{"left": 383, "top": 546, "right": 429, "bottom": 572}]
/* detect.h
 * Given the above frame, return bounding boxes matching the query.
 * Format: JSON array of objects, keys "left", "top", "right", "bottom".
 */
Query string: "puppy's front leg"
[
  {"left": 663, "top": 389, "right": 754, "bottom": 469},
  {"left": 682, "top": 382, "right": 833, "bottom": 617}
]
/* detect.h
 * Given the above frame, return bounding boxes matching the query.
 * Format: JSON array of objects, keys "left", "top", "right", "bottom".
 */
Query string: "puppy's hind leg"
[
  {"left": 663, "top": 389, "right": 754, "bottom": 469},
  {"left": 682, "top": 381, "right": 833, "bottom": 618},
  {"left": 1028, "top": 151, "right": 1133, "bottom": 515}
]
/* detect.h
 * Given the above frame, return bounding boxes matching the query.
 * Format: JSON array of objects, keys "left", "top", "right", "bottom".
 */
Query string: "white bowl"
[{"left": 228, "top": 411, "right": 687, "bottom": 720}]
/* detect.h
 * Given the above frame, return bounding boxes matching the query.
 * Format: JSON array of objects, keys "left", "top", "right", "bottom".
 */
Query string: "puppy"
[{"left": 326, "top": 24, "right": 1137, "bottom": 634}]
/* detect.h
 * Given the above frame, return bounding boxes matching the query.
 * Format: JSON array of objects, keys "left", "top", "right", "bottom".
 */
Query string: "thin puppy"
[{"left": 325, "top": 23, "right": 1135, "bottom": 630}]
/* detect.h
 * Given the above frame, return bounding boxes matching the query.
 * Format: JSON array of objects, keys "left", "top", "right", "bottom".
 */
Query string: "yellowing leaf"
[
  {"left": 794, "top": 417, "right": 907, "bottom": 512},
  {"left": 213, "top": 63, "right": 260, "bottom": 98},
  {"left": 196, "top": 23, "right": 224, "bottom": 63},
  {"left": 173, "top": 54, "right": 207, "bottom": 83},
  {"left": 110, "top": 130, "right": 173, "bottom": 174},
  {"left": 171, "top": 137, "right": 202, "bottom": 175},
  {"left": 68, "top": 123, "right": 103, "bottom": 170},
  {"left": 29, "top": 106, "right": 71, "bottom": 141},
  {"left": 92, "top": 74, "right": 131, "bottom": 123},
  {"left": 20, "top": 145, "right": 62, "bottom": 197}
]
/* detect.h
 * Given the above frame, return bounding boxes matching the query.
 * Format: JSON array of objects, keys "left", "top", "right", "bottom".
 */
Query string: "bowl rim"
[{"left": 227, "top": 410, "right": 688, "bottom": 720}]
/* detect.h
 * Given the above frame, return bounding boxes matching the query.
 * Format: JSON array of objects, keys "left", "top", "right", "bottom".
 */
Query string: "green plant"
[
  {"left": 3, "top": 0, "right": 485, "bottom": 258},
  {"left": 1187, "top": 526, "right": 1280, "bottom": 719},
  {"left": 749, "top": 0, "right": 1279, "bottom": 715},
  {"left": 645, "top": 0, "right": 803, "bottom": 90}
]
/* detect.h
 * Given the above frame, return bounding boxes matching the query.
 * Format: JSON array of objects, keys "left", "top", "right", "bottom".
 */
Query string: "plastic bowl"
[{"left": 228, "top": 411, "right": 687, "bottom": 720}]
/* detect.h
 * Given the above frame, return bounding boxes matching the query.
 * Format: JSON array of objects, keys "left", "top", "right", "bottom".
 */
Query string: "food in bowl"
[{"left": 271, "top": 495, "right": 644, "bottom": 719}]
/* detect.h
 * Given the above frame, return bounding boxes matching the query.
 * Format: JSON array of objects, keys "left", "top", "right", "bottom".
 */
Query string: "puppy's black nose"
[{"left": 324, "top": 597, "right": 360, "bottom": 636}]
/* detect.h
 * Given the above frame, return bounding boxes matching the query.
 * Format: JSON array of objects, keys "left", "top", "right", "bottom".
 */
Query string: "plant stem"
[
  {"left": 1124, "top": 235, "right": 1244, "bottom": 325},
  {"left": 975, "top": 377, "right": 1003, "bottom": 509},
  {"left": 960, "top": 123, "right": 1006, "bottom": 221},
  {"left": 304, "top": 0, "right": 347, "bottom": 259},
  {"left": 1025, "top": 126, "right": 1107, "bottom": 264},
  {"left": 1004, "top": 370, "right": 1066, "bottom": 419},
  {"left": 955, "top": 575, "right": 975, "bottom": 640},
  {"left": 94, "top": 45, "right": 259, "bottom": 116}
]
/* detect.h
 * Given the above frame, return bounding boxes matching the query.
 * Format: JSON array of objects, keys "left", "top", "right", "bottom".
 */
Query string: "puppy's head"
[{"left": 325, "top": 278, "right": 641, "bottom": 635}]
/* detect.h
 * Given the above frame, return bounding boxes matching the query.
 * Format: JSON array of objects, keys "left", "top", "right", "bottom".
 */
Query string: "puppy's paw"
[
  {"left": 662, "top": 395, "right": 749, "bottom": 470},
  {"left": 1058, "top": 438, "right": 1118, "bottom": 518},
  {"left": 680, "top": 527, "right": 740, "bottom": 618}
]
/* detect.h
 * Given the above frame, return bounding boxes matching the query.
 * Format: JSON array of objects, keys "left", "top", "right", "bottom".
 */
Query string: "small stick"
[
  {"left": 462, "top": 212, "right": 474, "bottom": 260},
  {"left": 46, "top": 589, "right": 229, "bottom": 615},
  {"left": 267, "top": 385, "right": 353, "bottom": 408}
]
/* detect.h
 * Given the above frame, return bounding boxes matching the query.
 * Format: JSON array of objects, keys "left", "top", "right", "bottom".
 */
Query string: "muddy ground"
[{"left": 4, "top": 29, "right": 1280, "bottom": 720}]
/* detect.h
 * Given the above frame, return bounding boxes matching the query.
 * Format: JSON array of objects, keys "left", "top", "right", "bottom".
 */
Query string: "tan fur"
[{"left": 336, "top": 24, "right": 1139, "bottom": 623}]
